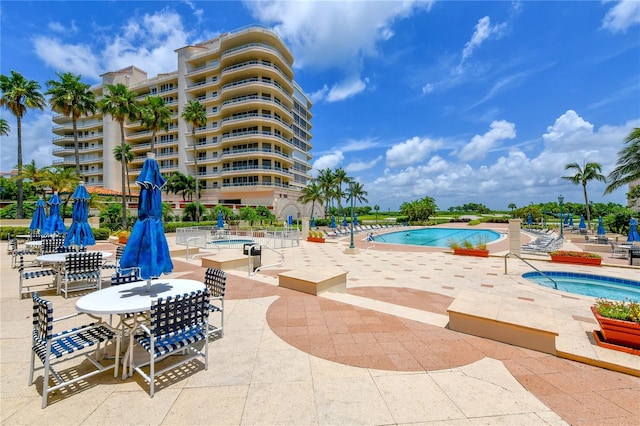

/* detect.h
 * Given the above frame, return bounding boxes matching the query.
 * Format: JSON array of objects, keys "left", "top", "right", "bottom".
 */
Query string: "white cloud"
[
  {"left": 542, "top": 110, "right": 594, "bottom": 144},
  {"left": 458, "top": 120, "right": 516, "bottom": 161},
  {"left": 385, "top": 136, "right": 443, "bottom": 168},
  {"left": 311, "top": 151, "right": 344, "bottom": 176},
  {"left": 1, "top": 112, "right": 54, "bottom": 172},
  {"left": 602, "top": 0, "right": 640, "bottom": 33},
  {"left": 247, "top": 0, "right": 431, "bottom": 102},
  {"left": 460, "top": 16, "right": 507, "bottom": 65},
  {"left": 345, "top": 156, "right": 382, "bottom": 173},
  {"left": 34, "top": 10, "right": 192, "bottom": 81},
  {"left": 33, "top": 38, "right": 102, "bottom": 80}
]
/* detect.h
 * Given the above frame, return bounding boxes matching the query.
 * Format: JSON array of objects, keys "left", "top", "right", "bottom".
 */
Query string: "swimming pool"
[
  {"left": 376, "top": 228, "right": 502, "bottom": 247},
  {"left": 522, "top": 271, "right": 640, "bottom": 301}
]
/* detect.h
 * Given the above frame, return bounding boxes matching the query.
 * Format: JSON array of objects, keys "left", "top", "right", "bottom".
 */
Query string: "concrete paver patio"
[{"left": 1, "top": 224, "right": 639, "bottom": 425}]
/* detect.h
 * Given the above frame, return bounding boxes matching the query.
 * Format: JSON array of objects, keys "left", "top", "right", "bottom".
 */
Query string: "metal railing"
[
  {"left": 504, "top": 252, "right": 558, "bottom": 289},
  {"left": 176, "top": 227, "right": 300, "bottom": 250}
]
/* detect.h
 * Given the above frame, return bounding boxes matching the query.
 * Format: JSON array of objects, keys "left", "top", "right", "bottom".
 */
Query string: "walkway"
[{"left": 1, "top": 225, "right": 639, "bottom": 425}]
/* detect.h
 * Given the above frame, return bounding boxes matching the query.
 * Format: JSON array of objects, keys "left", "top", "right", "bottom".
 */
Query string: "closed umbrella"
[
  {"left": 120, "top": 153, "right": 173, "bottom": 292},
  {"left": 42, "top": 192, "right": 67, "bottom": 235},
  {"left": 564, "top": 213, "right": 569, "bottom": 225},
  {"left": 596, "top": 217, "right": 606, "bottom": 236},
  {"left": 30, "top": 197, "right": 47, "bottom": 231},
  {"left": 628, "top": 218, "right": 639, "bottom": 242},
  {"left": 217, "top": 210, "right": 224, "bottom": 229},
  {"left": 330, "top": 215, "right": 336, "bottom": 229},
  {"left": 569, "top": 215, "right": 574, "bottom": 227},
  {"left": 354, "top": 214, "right": 359, "bottom": 227},
  {"left": 578, "top": 215, "right": 586, "bottom": 230},
  {"left": 288, "top": 215, "right": 293, "bottom": 227},
  {"left": 64, "top": 182, "right": 95, "bottom": 248},
  {"left": 527, "top": 213, "right": 532, "bottom": 226},
  {"left": 310, "top": 216, "right": 315, "bottom": 227},
  {"left": 342, "top": 215, "right": 348, "bottom": 227}
]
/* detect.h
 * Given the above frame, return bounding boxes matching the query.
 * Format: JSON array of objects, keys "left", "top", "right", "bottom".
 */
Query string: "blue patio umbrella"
[
  {"left": 287, "top": 215, "right": 293, "bottom": 226},
  {"left": 64, "top": 182, "right": 95, "bottom": 248},
  {"left": 596, "top": 216, "right": 606, "bottom": 235},
  {"left": 354, "top": 214, "right": 359, "bottom": 227},
  {"left": 527, "top": 213, "right": 533, "bottom": 225},
  {"left": 120, "top": 153, "right": 174, "bottom": 291},
  {"left": 564, "top": 213, "right": 569, "bottom": 225},
  {"left": 330, "top": 215, "right": 336, "bottom": 228},
  {"left": 30, "top": 197, "right": 47, "bottom": 231},
  {"left": 342, "top": 215, "right": 348, "bottom": 227},
  {"left": 627, "top": 218, "right": 639, "bottom": 242},
  {"left": 569, "top": 214, "right": 574, "bottom": 227},
  {"left": 578, "top": 215, "right": 586, "bottom": 229},
  {"left": 217, "top": 210, "right": 224, "bottom": 229},
  {"left": 310, "top": 216, "right": 315, "bottom": 227},
  {"left": 42, "top": 192, "right": 67, "bottom": 235}
]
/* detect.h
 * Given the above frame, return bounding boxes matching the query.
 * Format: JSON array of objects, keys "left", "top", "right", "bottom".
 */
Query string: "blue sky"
[{"left": 1, "top": 0, "right": 639, "bottom": 211}]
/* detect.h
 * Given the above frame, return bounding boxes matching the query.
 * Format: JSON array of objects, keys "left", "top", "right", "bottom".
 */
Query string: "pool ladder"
[{"left": 504, "top": 252, "right": 559, "bottom": 290}]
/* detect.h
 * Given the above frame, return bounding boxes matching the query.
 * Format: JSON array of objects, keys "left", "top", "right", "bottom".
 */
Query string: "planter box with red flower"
[
  {"left": 453, "top": 248, "right": 489, "bottom": 257},
  {"left": 591, "top": 300, "right": 640, "bottom": 354},
  {"left": 550, "top": 251, "right": 601, "bottom": 266}
]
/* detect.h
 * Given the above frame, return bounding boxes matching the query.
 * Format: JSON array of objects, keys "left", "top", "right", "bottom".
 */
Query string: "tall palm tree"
[
  {"left": 604, "top": 127, "right": 640, "bottom": 203},
  {"left": 39, "top": 166, "right": 79, "bottom": 219},
  {"left": 316, "top": 168, "right": 335, "bottom": 217},
  {"left": 297, "top": 181, "right": 323, "bottom": 218},
  {"left": 113, "top": 143, "right": 134, "bottom": 201},
  {"left": 141, "top": 95, "right": 171, "bottom": 153},
  {"left": 181, "top": 99, "right": 207, "bottom": 223},
  {"left": 98, "top": 83, "right": 139, "bottom": 229},
  {"left": 46, "top": 72, "right": 97, "bottom": 176},
  {"left": 562, "top": 161, "right": 606, "bottom": 227},
  {"left": 0, "top": 70, "right": 46, "bottom": 218},
  {"left": 345, "top": 181, "right": 368, "bottom": 207},
  {"left": 333, "top": 167, "right": 350, "bottom": 212},
  {"left": 0, "top": 118, "right": 9, "bottom": 136}
]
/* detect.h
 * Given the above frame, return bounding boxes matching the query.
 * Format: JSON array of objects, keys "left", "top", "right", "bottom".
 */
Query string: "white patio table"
[{"left": 75, "top": 278, "right": 206, "bottom": 379}]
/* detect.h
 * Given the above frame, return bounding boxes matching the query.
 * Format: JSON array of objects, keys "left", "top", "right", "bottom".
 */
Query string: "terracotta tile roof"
[{"left": 85, "top": 186, "right": 139, "bottom": 197}]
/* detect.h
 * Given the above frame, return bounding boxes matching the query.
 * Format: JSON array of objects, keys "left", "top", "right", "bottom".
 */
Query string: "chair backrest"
[
  {"left": 7, "top": 238, "right": 17, "bottom": 254},
  {"left": 32, "top": 292, "right": 53, "bottom": 344},
  {"left": 64, "top": 252, "right": 103, "bottom": 274},
  {"left": 30, "top": 230, "right": 42, "bottom": 241},
  {"left": 56, "top": 245, "right": 87, "bottom": 253},
  {"left": 41, "top": 236, "right": 65, "bottom": 254},
  {"left": 204, "top": 268, "right": 226, "bottom": 298},
  {"left": 149, "top": 289, "right": 209, "bottom": 338},
  {"left": 111, "top": 267, "right": 141, "bottom": 286},
  {"left": 115, "top": 246, "right": 124, "bottom": 264}
]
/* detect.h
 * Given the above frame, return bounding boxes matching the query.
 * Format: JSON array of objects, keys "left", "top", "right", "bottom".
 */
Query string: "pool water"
[
  {"left": 522, "top": 272, "right": 640, "bottom": 301},
  {"left": 376, "top": 228, "right": 501, "bottom": 247}
]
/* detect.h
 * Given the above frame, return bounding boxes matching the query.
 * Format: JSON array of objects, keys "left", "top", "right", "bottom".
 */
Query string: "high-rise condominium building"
[{"left": 51, "top": 26, "right": 314, "bottom": 220}]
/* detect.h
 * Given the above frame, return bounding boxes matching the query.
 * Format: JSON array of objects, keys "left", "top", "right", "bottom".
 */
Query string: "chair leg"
[
  {"left": 42, "top": 357, "right": 51, "bottom": 409},
  {"left": 149, "top": 350, "right": 155, "bottom": 398},
  {"left": 28, "top": 348, "right": 36, "bottom": 386}
]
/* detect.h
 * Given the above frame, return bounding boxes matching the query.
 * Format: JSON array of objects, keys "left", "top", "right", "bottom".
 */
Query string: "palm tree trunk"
[
  {"left": 16, "top": 115, "right": 23, "bottom": 219},
  {"left": 72, "top": 116, "right": 80, "bottom": 176},
  {"left": 120, "top": 122, "right": 127, "bottom": 229},
  {"left": 193, "top": 129, "right": 199, "bottom": 223},
  {"left": 583, "top": 183, "right": 591, "bottom": 228}
]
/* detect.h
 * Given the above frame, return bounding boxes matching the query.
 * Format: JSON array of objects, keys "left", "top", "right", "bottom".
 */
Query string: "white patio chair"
[
  {"left": 17, "top": 255, "right": 57, "bottom": 299},
  {"left": 130, "top": 289, "right": 210, "bottom": 397},
  {"left": 29, "top": 292, "right": 119, "bottom": 408},
  {"left": 59, "top": 252, "right": 103, "bottom": 298},
  {"left": 204, "top": 267, "right": 226, "bottom": 337}
]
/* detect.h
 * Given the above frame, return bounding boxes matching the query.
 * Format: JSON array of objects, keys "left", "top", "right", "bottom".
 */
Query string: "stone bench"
[
  {"left": 447, "top": 291, "right": 558, "bottom": 355},
  {"left": 201, "top": 252, "right": 249, "bottom": 271},
  {"left": 278, "top": 267, "right": 347, "bottom": 296}
]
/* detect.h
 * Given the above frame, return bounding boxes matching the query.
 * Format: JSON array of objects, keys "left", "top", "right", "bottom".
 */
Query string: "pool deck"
[{"left": 2, "top": 223, "right": 639, "bottom": 425}]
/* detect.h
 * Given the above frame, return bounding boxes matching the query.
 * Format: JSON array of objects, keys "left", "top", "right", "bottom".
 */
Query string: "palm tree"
[
  {"left": 316, "top": 168, "right": 335, "bottom": 217},
  {"left": 0, "top": 70, "right": 46, "bottom": 218},
  {"left": 508, "top": 203, "right": 517, "bottom": 212},
  {"left": 141, "top": 95, "right": 171, "bottom": 153},
  {"left": 46, "top": 72, "right": 97, "bottom": 176},
  {"left": 181, "top": 99, "right": 207, "bottom": 222},
  {"left": 562, "top": 161, "right": 606, "bottom": 227},
  {"left": 0, "top": 118, "right": 9, "bottom": 136},
  {"left": 333, "top": 168, "right": 350, "bottom": 212},
  {"left": 113, "top": 143, "right": 134, "bottom": 201},
  {"left": 604, "top": 127, "right": 640, "bottom": 204},
  {"left": 346, "top": 181, "right": 368, "bottom": 207},
  {"left": 39, "top": 166, "right": 79, "bottom": 219},
  {"left": 21, "top": 160, "right": 46, "bottom": 198},
  {"left": 298, "top": 181, "right": 323, "bottom": 218},
  {"left": 98, "top": 83, "right": 139, "bottom": 229}
]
